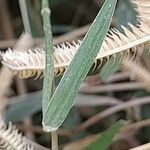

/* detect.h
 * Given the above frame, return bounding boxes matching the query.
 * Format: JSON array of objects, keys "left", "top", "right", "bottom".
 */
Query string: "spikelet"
[
  {"left": 0, "top": 117, "right": 34, "bottom": 150},
  {"left": 0, "top": 0, "right": 150, "bottom": 79}
]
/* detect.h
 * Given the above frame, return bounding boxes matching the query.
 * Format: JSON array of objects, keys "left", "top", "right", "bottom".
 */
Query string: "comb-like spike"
[
  {"left": 0, "top": 117, "right": 34, "bottom": 149},
  {"left": 0, "top": 0, "right": 150, "bottom": 79}
]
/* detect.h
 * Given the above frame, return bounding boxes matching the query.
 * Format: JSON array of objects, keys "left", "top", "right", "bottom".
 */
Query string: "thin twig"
[
  {"left": 14, "top": 33, "right": 35, "bottom": 139},
  {"left": 122, "top": 119, "right": 150, "bottom": 132},
  {"left": 0, "top": 67, "right": 13, "bottom": 115},
  {"left": 107, "top": 72, "right": 130, "bottom": 83},
  {"left": 18, "top": 0, "right": 32, "bottom": 35},
  {"left": 80, "top": 82, "right": 145, "bottom": 94}
]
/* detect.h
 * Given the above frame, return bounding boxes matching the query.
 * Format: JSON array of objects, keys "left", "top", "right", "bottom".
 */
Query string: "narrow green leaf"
[
  {"left": 43, "top": 0, "right": 117, "bottom": 131},
  {"left": 85, "top": 120, "right": 125, "bottom": 150}
]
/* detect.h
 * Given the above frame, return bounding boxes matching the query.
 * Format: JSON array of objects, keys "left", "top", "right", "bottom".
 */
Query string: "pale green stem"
[
  {"left": 51, "top": 131, "right": 58, "bottom": 150},
  {"left": 41, "top": 0, "right": 58, "bottom": 150}
]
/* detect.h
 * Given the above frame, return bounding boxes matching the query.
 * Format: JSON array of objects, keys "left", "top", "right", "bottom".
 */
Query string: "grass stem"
[
  {"left": 41, "top": 0, "right": 58, "bottom": 149},
  {"left": 41, "top": 0, "right": 54, "bottom": 116},
  {"left": 51, "top": 131, "right": 58, "bottom": 150}
]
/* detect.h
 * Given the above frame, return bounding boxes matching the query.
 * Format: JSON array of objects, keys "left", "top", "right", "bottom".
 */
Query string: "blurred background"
[{"left": 0, "top": 0, "right": 149, "bottom": 149}]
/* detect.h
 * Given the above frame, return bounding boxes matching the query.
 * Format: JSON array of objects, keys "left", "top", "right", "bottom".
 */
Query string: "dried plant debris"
[
  {"left": 0, "top": 0, "right": 150, "bottom": 79},
  {"left": 0, "top": 117, "right": 34, "bottom": 150}
]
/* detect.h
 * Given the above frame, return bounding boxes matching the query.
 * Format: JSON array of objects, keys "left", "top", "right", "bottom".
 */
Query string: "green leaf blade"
[
  {"left": 43, "top": 0, "right": 117, "bottom": 131},
  {"left": 85, "top": 120, "right": 125, "bottom": 150}
]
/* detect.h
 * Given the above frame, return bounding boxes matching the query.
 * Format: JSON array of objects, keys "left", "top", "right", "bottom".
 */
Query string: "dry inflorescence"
[
  {"left": 0, "top": 0, "right": 150, "bottom": 79},
  {"left": 0, "top": 117, "right": 34, "bottom": 150}
]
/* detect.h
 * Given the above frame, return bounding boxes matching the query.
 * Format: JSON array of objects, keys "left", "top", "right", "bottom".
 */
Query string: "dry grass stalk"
[
  {"left": 14, "top": 33, "right": 35, "bottom": 140},
  {"left": 0, "top": 67, "right": 13, "bottom": 115}
]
